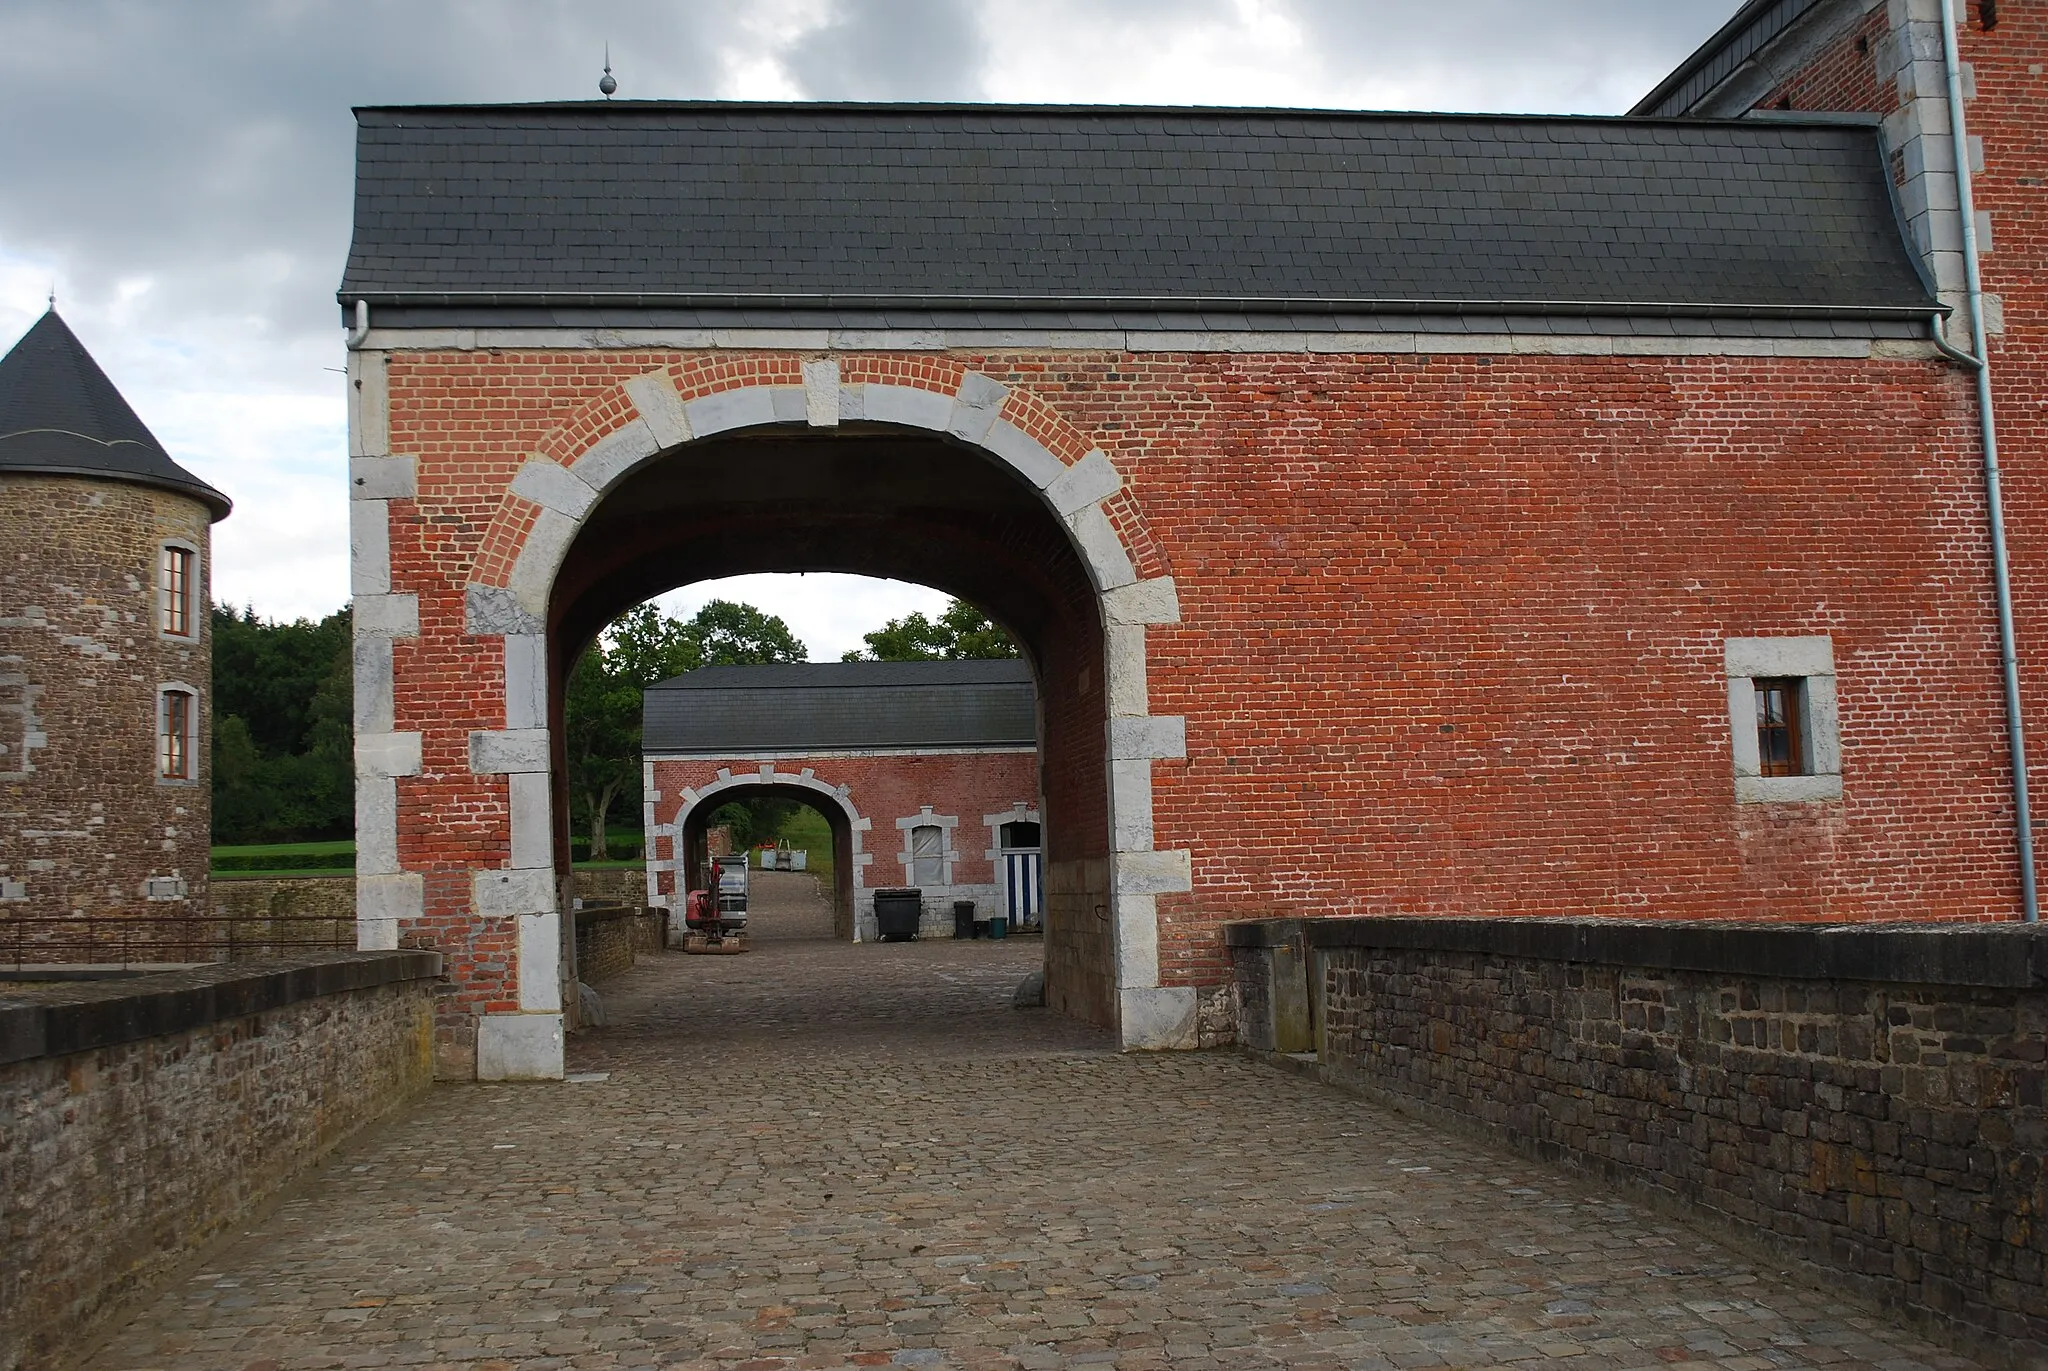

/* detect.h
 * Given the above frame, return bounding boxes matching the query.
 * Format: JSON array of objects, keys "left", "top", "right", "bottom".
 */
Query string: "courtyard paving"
[{"left": 79, "top": 874, "right": 1979, "bottom": 1371}]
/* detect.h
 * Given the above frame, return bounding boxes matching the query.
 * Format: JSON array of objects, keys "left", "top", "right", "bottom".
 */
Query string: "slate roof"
[
  {"left": 0, "top": 311, "right": 231, "bottom": 519},
  {"left": 340, "top": 103, "right": 1936, "bottom": 334},
  {"left": 643, "top": 659, "right": 1036, "bottom": 755}
]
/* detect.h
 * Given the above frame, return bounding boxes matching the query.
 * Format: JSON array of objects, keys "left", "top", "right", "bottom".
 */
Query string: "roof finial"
[
  {"left": 599, "top": 44, "right": 617, "bottom": 98},
  {"left": 47, "top": 284, "right": 56, "bottom": 311}
]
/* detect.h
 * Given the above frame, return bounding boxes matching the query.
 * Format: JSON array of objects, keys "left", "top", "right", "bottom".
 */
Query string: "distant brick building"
[
  {"left": 0, "top": 311, "right": 231, "bottom": 956},
  {"left": 339, "top": 6, "right": 2047, "bottom": 1075},
  {"left": 642, "top": 659, "right": 1042, "bottom": 940}
]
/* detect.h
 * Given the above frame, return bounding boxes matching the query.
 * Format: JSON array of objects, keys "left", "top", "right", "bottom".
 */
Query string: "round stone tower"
[{"left": 0, "top": 309, "right": 231, "bottom": 962}]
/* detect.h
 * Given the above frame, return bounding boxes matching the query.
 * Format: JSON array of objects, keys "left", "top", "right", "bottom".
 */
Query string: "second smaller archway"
[{"left": 657, "top": 769, "right": 869, "bottom": 941}]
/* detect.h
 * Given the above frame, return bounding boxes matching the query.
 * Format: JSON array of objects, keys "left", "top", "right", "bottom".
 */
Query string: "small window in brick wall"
[
  {"left": 158, "top": 686, "right": 197, "bottom": 781},
  {"left": 1754, "top": 678, "right": 1805, "bottom": 776},
  {"left": 145, "top": 875, "right": 188, "bottom": 901},
  {"left": 1724, "top": 638, "right": 1841, "bottom": 803}
]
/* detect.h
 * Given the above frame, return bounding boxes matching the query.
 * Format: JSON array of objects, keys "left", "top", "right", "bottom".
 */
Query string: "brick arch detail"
[
  {"left": 452, "top": 360, "right": 1197, "bottom": 1061},
  {"left": 466, "top": 359, "right": 1174, "bottom": 601},
  {"left": 651, "top": 765, "right": 875, "bottom": 929}
]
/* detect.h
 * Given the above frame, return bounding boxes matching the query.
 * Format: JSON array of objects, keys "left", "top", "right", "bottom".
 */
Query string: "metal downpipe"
[{"left": 1939, "top": 0, "right": 2037, "bottom": 922}]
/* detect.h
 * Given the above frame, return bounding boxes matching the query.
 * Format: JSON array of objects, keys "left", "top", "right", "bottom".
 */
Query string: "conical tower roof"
[{"left": 0, "top": 310, "right": 231, "bottom": 520}]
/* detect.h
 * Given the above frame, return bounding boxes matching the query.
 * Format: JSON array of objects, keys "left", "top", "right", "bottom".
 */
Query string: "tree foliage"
[
  {"left": 566, "top": 599, "right": 807, "bottom": 858},
  {"left": 841, "top": 598, "right": 1018, "bottom": 662},
  {"left": 210, "top": 605, "right": 353, "bottom": 843}
]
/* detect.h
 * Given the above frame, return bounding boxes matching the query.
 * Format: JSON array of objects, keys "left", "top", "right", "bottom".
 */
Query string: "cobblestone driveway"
[{"left": 81, "top": 877, "right": 1977, "bottom": 1370}]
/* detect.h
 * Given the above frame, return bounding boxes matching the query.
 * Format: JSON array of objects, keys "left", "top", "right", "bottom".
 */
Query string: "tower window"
[
  {"left": 160, "top": 543, "right": 196, "bottom": 637},
  {"left": 159, "top": 687, "right": 196, "bottom": 780}
]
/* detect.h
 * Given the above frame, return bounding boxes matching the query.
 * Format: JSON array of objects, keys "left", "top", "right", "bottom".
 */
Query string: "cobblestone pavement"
[{"left": 80, "top": 882, "right": 1979, "bottom": 1371}]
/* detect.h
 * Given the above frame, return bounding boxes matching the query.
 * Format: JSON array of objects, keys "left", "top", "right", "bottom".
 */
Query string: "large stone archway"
[{"left": 352, "top": 358, "right": 1195, "bottom": 1077}]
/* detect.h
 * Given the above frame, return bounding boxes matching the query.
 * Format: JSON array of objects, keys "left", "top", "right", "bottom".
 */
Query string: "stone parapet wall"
[
  {"left": 573, "top": 903, "right": 660, "bottom": 984},
  {"left": 1227, "top": 916, "right": 2048, "bottom": 1364},
  {"left": 0, "top": 951, "right": 441, "bottom": 1371}
]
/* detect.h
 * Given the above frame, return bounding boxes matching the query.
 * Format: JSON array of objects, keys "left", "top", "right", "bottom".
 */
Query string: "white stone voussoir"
[
  {"left": 860, "top": 383, "right": 955, "bottom": 432},
  {"left": 686, "top": 387, "right": 780, "bottom": 437},
  {"left": 512, "top": 459, "right": 600, "bottom": 521},
  {"left": 1103, "top": 577, "right": 1181, "bottom": 625},
  {"left": 1045, "top": 450, "right": 1122, "bottom": 517},
  {"left": 623, "top": 372, "right": 692, "bottom": 449},
  {"left": 508, "top": 507, "right": 582, "bottom": 616},
  {"left": 802, "top": 359, "right": 842, "bottom": 426},
  {"left": 947, "top": 372, "right": 1010, "bottom": 443},
  {"left": 1066, "top": 504, "right": 1138, "bottom": 591},
  {"left": 981, "top": 420, "right": 1066, "bottom": 489},
  {"left": 571, "top": 416, "right": 662, "bottom": 495}
]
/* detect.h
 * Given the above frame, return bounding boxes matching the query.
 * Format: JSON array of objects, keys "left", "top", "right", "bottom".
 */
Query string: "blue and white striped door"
[{"left": 1004, "top": 850, "right": 1042, "bottom": 926}]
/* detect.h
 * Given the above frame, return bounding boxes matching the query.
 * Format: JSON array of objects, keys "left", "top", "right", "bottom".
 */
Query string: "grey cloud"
[
  {"left": 0, "top": 1, "right": 731, "bottom": 358},
  {"left": 1284, "top": 0, "right": 1737, "bottom": 113},
  {"left": 781, "top": 0, "right": 991, "bottom": 100}
]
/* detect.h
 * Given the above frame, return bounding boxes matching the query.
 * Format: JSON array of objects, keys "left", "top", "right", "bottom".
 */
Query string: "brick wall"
[
  {"left": 0, "top": 951, "right": 440, "bottom": 1371},
  {"left": 649, "top": 748, "right": 1040, "bottom": 939},
  {"left": 1230, "top": 917, "right": 2048, "bottom": 1363},
  {"left": 1738, "top": 1, "right": 2048, "bottom": 920},
  {"left": 0, "top": 475, "right": 214, "bottom": 953}
]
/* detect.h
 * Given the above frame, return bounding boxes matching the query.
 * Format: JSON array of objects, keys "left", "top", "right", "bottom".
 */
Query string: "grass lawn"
[
  {"left": 213, "top": 839, "right": 354, "bottom": 877},
  {"left": 211, "top": 837, "right": 646, "bottom": 876}
]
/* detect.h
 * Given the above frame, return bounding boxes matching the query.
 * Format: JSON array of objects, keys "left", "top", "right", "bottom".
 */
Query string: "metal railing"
[{"left": 1, "top": 915, "right": 356, "bottom": 972}]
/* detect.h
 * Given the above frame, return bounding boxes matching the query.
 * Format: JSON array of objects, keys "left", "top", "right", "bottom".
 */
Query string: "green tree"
[
  {"left": 210, "top": 604, "right": 354, "bottom": 843},
  {"left": 843, "top": 598, "right": 1018, "bottom": 662},
  {"left": 691, "top": 599, "right": 808, "bottom": 666},
  {"left": 564, "top": 599, "right": 807, "bottom": 858}
]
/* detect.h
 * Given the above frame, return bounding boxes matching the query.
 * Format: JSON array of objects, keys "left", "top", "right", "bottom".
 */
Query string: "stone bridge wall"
[
  {"left": 1228, "top": 917, "right": 2048, "bottom": 1364},
  {"left": 0, "top": 951, "right": 441, "bottom": 1371},
  {"left": 573, "top": 903, "right": 662, "bottom": 984}
]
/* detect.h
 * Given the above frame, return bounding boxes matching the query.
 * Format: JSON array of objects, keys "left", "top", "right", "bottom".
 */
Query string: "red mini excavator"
[{"left": 682, "top": 854, "right": 750, "bottom": 954}]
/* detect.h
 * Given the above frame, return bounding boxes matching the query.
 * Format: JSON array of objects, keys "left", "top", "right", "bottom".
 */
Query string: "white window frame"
[
  {"left": 159, "top": 540, "right": 200, "bottom": 640},
  {"left": 1724, "top": 637, "right": 1841, "bottom": 803},
  {"left": 157, "top": 682, "right": 200, "bottom": 784}
]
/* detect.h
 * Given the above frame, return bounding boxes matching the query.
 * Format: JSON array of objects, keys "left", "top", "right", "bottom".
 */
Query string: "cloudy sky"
[{"left": 0, "top": 0, "right": 1736, "bottom": 660}]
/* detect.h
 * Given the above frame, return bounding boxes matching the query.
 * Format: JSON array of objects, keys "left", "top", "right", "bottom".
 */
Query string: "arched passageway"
[
  {"left": 671, "top": 780, "right": 861, "bottom": 943},
  {"left": 547, "top": 422, "right": 1107, "bottom": 1020}
]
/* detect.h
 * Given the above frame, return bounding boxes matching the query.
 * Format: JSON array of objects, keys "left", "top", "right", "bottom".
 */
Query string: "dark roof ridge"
[
  {"left": 652, "top": 659, "right": 1033, "bottom": 691},
  {"left": 352, "top": 97, "right": 1862, "bottom": 129}
]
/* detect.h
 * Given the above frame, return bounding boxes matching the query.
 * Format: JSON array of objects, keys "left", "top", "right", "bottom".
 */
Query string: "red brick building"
[
  {"left": 1, "top": 311, "right": 231, "bottom": 955},
  {"left": 341, "top": 8, "right": 2043, "bottom": 1077},
  {"left": 641, "top": 660, "right": 1042, "bottom": 941}
]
